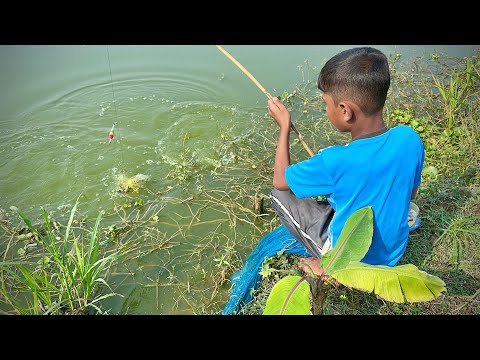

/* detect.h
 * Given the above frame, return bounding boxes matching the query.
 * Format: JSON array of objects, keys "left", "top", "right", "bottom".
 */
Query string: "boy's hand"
[{"left": 268, "top": 97, "right": 291, "bottom": 132}]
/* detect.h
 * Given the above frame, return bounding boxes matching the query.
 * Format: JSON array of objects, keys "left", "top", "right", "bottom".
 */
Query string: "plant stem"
[{"left": 307, "top": 277, "right": 327, "bottom": 315}]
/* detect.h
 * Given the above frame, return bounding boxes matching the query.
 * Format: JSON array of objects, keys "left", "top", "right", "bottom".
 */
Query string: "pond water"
[{"left": 0, "top": 45, "right": 477, "bottom": 314}]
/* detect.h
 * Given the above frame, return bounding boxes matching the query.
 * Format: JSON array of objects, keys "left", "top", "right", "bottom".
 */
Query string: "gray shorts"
[{"left": 270, "top": 188, "right": 334, "bottom": 258}]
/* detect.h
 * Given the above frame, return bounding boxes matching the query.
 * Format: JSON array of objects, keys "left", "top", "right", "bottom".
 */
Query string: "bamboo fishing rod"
[{"left": 216, "top": 45, "right": 315, "bottom": 157}]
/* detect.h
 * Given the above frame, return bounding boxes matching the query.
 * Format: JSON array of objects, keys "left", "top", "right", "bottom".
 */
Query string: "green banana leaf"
[
  {"left": 331, "top": 261, "right": 446, "bottom": 303},
  {"left": 321, "top": 207, "right": 373, "bottom": 275},
  {"left": 263, "top": 275, "right": 311, "bottom": 315}
]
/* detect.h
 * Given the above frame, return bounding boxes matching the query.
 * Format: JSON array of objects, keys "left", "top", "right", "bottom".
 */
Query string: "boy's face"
[{"left": 322, "top": 93, "right": 347, "bottom": 131}]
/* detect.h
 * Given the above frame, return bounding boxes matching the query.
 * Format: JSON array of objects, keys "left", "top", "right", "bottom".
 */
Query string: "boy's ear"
[{"left": 339, "top": 101, "right": 354, "bottom": 121}]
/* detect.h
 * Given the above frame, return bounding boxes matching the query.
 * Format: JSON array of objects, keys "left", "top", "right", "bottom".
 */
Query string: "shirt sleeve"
[
  {"left": 285, "top": 151, "right": 335, "bottom": 198},
  {"left": 413, "top": 134, "right": 425, "bottom": 189}
]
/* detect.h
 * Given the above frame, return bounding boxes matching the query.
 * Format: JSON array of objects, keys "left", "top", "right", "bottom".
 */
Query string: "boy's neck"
[{"left": 350, "top": 112, "right": 387, "bottom": 141}]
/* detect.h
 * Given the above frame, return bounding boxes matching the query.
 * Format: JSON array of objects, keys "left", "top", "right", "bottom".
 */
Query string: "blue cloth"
[
  {"left": 223, "top": 217, "right": 421, "bottom": 315},
  {"left": 285, "top": 125, "right": 425, "bottom": 266},
  {"left": 222, "top": 225, "right": 309, "bottom": 315}
]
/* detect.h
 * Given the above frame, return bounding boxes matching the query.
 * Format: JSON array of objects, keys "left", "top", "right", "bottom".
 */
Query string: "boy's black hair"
[{"left": 317, "top": 47, "right": 390, "bottom": 115}]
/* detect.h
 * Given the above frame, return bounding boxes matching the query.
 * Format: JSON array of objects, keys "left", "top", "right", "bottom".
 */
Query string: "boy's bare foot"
[{"left": 298, "top": 257, "right": 324, "bottom": 277}]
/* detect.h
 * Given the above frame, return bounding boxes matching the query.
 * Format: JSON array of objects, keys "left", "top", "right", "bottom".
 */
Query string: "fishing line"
[{"left": 106, "top": 45, "right": 125, "bottom": 167}]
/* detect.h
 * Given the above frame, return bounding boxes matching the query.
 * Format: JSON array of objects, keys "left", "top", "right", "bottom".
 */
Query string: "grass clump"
[{"left": 0, "top": 196, "right": 121, "bottom": 314}]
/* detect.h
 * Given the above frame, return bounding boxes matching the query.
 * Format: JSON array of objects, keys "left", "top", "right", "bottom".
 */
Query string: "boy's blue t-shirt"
[{"left": 285, "top": 125, "right": 425, "bottom": 266}]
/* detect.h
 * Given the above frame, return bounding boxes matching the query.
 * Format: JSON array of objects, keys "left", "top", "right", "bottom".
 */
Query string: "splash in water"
[{"left": 116, "top": 173, "right": 150, "bottom": 193}]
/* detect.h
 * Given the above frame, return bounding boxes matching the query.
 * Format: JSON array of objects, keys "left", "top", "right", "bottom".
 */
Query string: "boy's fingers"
[
  {"left": 268, "top": 97, "right": 282, "bottom": 111},
  {"left": 267, "top": 99, "right": 275, "bottom": 111}
]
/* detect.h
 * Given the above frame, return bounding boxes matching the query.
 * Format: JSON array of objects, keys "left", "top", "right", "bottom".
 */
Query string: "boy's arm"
[
  {"left": 268, "top": 97, "right": 291, "bottom": 190},
  {"left": 273, "top": 126, "right": 291, "bottom": 190},
  {"left": 412, "top": 130, "right": 424, "bottom": 201},
  {"left": 411, "top": 187, "right": 418, "bottom": 200}
]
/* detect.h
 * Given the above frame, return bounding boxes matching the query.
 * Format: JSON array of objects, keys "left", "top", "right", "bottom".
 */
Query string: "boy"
[{"left": 267, "top": 47, "right": 424, "bottom": 276}]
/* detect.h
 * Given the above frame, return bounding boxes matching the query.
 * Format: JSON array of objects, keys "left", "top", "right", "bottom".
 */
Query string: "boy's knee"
[
  {"left": 270, "top": 189, "right": 283, "bottom": 214},
  {"left": 270, "top": 188, "right": 295, "bottom": 204},
  {"left": 270, "top": 188, "right": 280, "bottom": 199}
]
